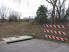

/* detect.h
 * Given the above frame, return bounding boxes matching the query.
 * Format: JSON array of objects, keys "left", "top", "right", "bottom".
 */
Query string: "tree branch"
[
  {"left": 60, "top": 0, "right": 66, "bottom": 7},
  {"left": 46, "top": 0, "right": 53, "bottom": 5}
]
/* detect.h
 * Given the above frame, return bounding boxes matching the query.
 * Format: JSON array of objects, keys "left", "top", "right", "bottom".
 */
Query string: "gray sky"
[{"left": 0, "top": 0, "right": 68, "bottom": 18}]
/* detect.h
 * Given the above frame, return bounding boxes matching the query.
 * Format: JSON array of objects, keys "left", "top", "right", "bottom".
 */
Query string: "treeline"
[
  {"left": 0, "top": 6, "right": 21, "bottom": 22},
  {"left": 35, "top": 0, "right": 69, "bottom": 25},
  {"left": 0, "top": 0, "right": 69, "bottom": 25},
  {"left": 0, "top": 6, "right": 34, "bottom": 23}
]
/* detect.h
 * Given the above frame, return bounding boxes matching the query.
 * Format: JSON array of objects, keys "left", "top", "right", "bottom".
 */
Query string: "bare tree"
[
  {"left": 0, "top": 6, "right": 9, "bottom": 22},
  {"left": 56, "top": 0, "right": 66, "bottom": 23},
  {"left": 46, "top": 0, "right": 66, "bottom": 24},
  {"left": 8, "top": 11, "right": 21, "bottom": 22},
  {"left": 46, "top": 0, "right": 58, "bottom": 24}
]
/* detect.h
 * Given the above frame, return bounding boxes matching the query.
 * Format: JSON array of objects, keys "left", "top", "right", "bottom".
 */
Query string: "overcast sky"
[{"left": 0, "top": 0, "right": 69, "bottom": 18}]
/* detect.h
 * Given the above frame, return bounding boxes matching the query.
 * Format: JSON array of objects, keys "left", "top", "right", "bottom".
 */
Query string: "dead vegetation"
[{"left": 0, "top": 22, "right": 43, "bottom": 41}]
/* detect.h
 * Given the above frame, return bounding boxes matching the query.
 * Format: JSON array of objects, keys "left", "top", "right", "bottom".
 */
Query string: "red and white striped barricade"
[
  {"left": 44, "top": 29, "right": 66, "bottom": 35},
  {"left": 45, "top": 35, "right": 67, "bottom": 42},
  {"left": 44, "top": 24, "right": 67, "bottom": 29}
]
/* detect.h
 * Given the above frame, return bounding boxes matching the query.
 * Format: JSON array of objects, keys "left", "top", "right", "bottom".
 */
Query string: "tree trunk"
[{"left": 51, "top": 4, "right": 56, "bottom": 24}]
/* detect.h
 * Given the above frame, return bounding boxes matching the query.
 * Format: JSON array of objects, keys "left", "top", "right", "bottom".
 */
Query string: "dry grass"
[{"left": 0, "top": 22, "right": 43, "bottom": 41}]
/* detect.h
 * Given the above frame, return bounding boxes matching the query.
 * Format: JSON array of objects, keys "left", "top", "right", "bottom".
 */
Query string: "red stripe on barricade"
[
  {"left": 52, "top": 25, "right": 54, "bottom": 28},
  {"left": 55, "top": 25, "right": 58, "bottom": 28},
  {"left": 48, "top": 24, "right": 50, "bottom": 28},
  {"left": 49, "top": 30, "right": 51, "bottom": 33}
]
